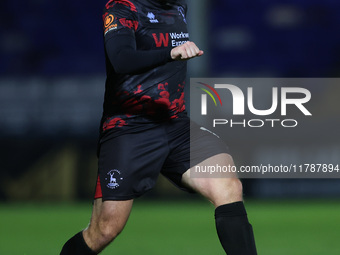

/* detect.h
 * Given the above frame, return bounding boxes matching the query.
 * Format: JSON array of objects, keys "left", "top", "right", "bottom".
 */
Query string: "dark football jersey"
[{"left": 100, "top": 0, "right": 189, "bottom": 136}]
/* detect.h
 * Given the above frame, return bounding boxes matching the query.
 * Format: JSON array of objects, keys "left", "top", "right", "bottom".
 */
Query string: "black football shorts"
[{"left": 94, "top": 116, "right": 229, "bottom": 201}]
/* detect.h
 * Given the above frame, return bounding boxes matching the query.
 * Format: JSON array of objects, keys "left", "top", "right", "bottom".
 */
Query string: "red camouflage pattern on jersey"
[
  {"left": 102, "top": 117, "right": 128, "bottom": 131},
  {"left": 102, "top": 81, "right": 186, "bottom": 131},
  {"left": 119, "top": 18, "right": 139, "bottom": 31},
  {"left": 106, "top": 0, "right": 137, "bottom": 12}
]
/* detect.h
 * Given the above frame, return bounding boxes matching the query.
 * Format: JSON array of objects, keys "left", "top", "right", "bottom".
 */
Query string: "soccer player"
[{"left": 60, "top": 0, "right": 257, "bottom": 254}]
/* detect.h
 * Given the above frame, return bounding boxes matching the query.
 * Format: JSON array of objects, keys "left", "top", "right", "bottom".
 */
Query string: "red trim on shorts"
[{"left": 94, "top": 175, "right": 103, "bottom": 199}]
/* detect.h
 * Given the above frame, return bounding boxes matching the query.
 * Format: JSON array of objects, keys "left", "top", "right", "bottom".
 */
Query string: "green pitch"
[{"left": 0, "top": 200, "right": 340, "bottom": 255}]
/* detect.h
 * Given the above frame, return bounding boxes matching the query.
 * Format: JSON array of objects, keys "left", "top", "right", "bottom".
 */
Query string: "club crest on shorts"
[{"left": 105, "top": 169, "right": 123, "bottom": 189}]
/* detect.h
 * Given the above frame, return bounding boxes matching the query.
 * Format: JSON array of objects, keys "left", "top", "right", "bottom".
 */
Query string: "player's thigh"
[{"left": 182, "top": 153, "right": 243, "bottom": 207}]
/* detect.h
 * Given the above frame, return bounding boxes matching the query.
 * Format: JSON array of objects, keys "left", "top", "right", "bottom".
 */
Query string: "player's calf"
[
  {"left": 60, "top": 231, "right": 96, "bottom": 255},
  {"left": 215, "top": 201, "right": 257, "bottom": 255},
  {"left": 183, "top": 154, "right": 257, "bottom": 254}
]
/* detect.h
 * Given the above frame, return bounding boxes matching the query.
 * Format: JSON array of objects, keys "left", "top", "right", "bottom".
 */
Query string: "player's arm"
[
  {"left": 106, "top": 31, "right": 172, "bottom": 74},
  {"left": 106, "top": 33, "right": 204, "bottom": 74}
]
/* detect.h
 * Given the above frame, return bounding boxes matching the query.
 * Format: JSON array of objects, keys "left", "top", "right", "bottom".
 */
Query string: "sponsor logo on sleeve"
[{"left": 103, "top": 13, "right": 118, "bottom": 35}]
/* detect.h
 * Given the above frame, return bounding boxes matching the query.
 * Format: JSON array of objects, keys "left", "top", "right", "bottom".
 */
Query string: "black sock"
[
  {"left": 60, "top": 231, "right": 97, "bottom": 255},
  {"left": 215, "top": 201, "right": 257, "bottom": 255}
]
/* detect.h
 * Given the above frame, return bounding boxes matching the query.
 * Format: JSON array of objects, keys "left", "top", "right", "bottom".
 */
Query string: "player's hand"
[{"left": 170, "top": 41, "right": 204, "bottom": 61}]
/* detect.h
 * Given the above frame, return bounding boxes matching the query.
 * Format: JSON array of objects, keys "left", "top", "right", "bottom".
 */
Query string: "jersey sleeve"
[
  {"left": 103, "top": 0, "right": 139, "bottom": 41},
  {"left": 105, "top": 35, "right": 172, "bottom": 74}
]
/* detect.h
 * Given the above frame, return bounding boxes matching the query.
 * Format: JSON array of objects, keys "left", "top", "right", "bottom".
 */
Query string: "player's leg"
[
  {"left": 60, "top": 126, "right": 169, "bottom": 254},
  {"left": 84, "top": 198, "right": 133, "bottom": 252},
  {"left": 163, "top": 118, "right": 257, "bottom": 254},
  {"left": 60, "top": 198, "right": 133, "bottom": 255},
  {"left": 182, "top": 153, "right": 257, "bottom": 255}
]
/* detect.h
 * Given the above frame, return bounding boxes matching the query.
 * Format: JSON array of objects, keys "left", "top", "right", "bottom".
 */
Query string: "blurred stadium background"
[{"left": 0, "top": 0, "right": 340, "bottom": 254}]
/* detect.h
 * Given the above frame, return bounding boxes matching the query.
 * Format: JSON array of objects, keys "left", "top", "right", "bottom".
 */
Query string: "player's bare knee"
[
  {"left": 97, "top": 220, "right": 122, "bottom": 244},
  {"left": 211, "top": 178, "right": 243, "bottom": 206},
  {"left": 227, "top": 178, "right": 243, "bottom": 198}
]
